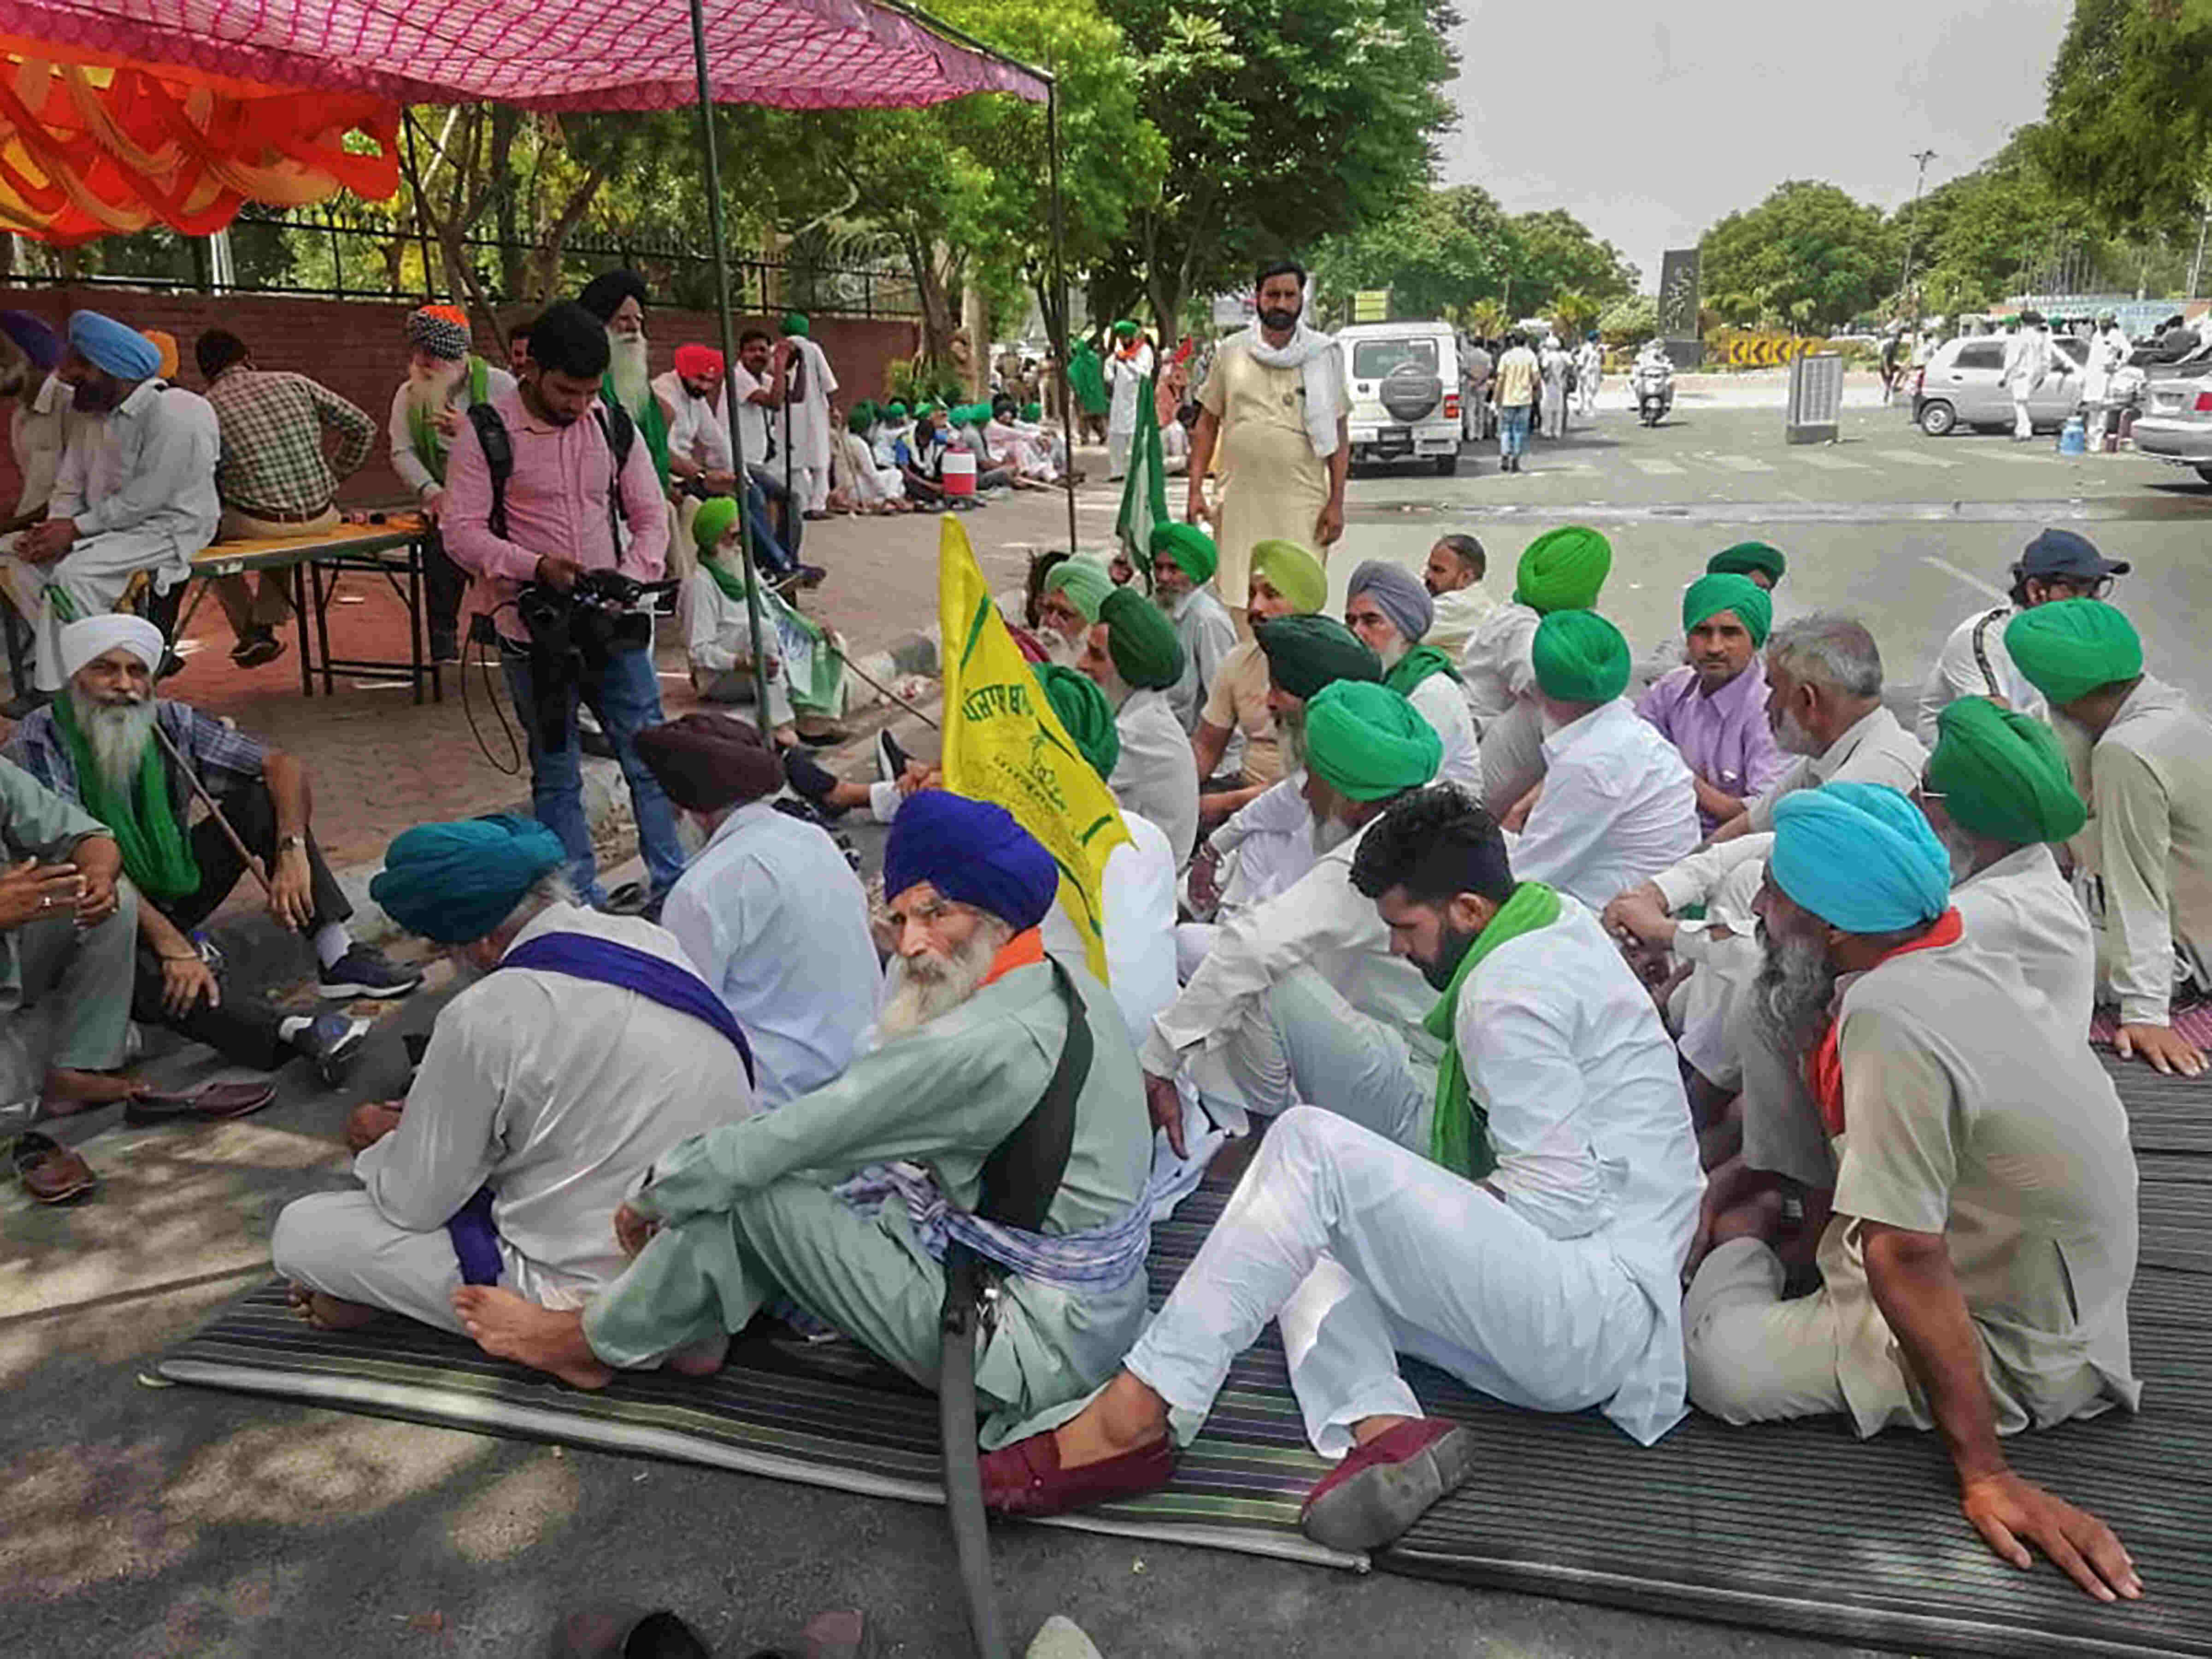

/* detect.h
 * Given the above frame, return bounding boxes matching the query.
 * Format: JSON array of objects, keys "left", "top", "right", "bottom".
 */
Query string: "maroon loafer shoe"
[
  {"left": 1299, "top": 1417, "right": 1477, "bottom": 1553},
  {"left": 979, "top": 1428, "right": 1175, "bottom": 1517},
  {"left": 125, "top": 1081, "right": 278, "bottom": 1125}
]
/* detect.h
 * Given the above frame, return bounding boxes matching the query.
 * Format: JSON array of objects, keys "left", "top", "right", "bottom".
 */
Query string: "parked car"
[
  {"left": 1339, "top": 320, "right": 1469, "bottom": 475},
  {"left": 2130, "top": 359, "right": 2212, "bottom": 484},
  {"left": 1909, "top": 335, "right": 2088, "bottom": 436}
]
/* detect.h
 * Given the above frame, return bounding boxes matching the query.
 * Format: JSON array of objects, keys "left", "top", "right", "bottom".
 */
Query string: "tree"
[
  {"left": 2038, "top": 0, "right": 2212, "bottom": 235},
  {"left": 1307, "top": 184, "right": 1514, "bottom": 321},
  {"left": 1506, "top": 210, "right": 1635, "bottom": 312},
  {"left": 1596, "top": 294, "right": 1657, "bottom": 346},
  {"left": 1700, "top": 181, "right": 1897, "bottom": 331}
]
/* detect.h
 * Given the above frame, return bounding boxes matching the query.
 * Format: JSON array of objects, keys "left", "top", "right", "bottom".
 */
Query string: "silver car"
[
  {"left": 2131, "top": 365, "right": 2212, "bottom": 483},
  {"left": 1910, "top": 335, "right": 2088, "bottom": 436}
]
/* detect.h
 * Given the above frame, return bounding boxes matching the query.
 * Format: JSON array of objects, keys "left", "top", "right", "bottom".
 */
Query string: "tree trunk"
[
  {"left": 910, "top": 237, "right": 955, "bottom": 370},
  {"left": 961, "top": 277, "right": 990, "bottom": 402},
  {"left": 490, "top": 106, "right": 524, "bottom": 300}
]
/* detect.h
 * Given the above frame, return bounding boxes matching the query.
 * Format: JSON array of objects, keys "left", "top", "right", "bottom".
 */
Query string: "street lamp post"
[{"left": 1899, "top": 148, "right": 1936, "bottom": 328}]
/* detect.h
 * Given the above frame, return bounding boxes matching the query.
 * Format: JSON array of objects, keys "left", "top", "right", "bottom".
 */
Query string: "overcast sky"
[{"left": 1438, "top": 0, "right": 2073, "bottom": 291}]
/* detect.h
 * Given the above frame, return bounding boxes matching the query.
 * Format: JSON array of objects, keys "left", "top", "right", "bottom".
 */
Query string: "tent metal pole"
[
  {"left": 1047, "top": 78, "right": 1076, "bottom": 557},
  {"left": 688, "top": 0, "right": 771, "bottom": 714},
  {"left": 400, "top": 112, "right": 438, "bottom": 301}
]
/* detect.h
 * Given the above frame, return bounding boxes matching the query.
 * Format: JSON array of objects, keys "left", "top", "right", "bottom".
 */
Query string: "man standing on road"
[
  {"left": 2081, "top": 312, "right": 2131, "bottom": 443},
  {"left": 2000, "top": 311, "right": 2053, "bottom": 442},
  {"left": 1188, "top": 262, "right": 1349, "bottom": 629},
  {"left": 778, "top": 314, "right": 839, "bottom": 520},
  {"left": 1490, "top": 331, "right": 1539, "bottom": 473},
  {"left": 1538, "top": 335, "right": 1572, "bottom": 441},
  {"left": 1878, "top": 327, "right": 1905, "bottom": 404},
  {"left": 725, "top": 329, "right": 805, "bottom": 564},
  {"left": 1574, "top": 332, "right": 1603, "bottom": 418},
  {"left": 1106, "top": 321, "right": 1153, "bottom": 482}
]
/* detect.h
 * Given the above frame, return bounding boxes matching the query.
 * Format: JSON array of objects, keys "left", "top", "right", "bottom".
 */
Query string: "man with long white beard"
[
  {"left": 1147, "top": 523, "right": 1236, "bottom": 740},
  {"left": 447, "top": 790, "right": 1155, "bottom": 1457},
  {"left": 577, "top": 269, "right": 673, "bottom": 495},
  {"left": 388, "top": 305, "right": 517, "bottom": 664},
  {"left": 273, "top": 813, "right": 754, "bottom": 1334},
  {"left": 1082, "top": 587, "right": 1198, "bottom": 862},
  {"left": 9, "top": 617, "right": 415, "bottom": 1090},
  {"left": 1036, "top": 556, "right": 1112, "bottom": 669},
  {"left": 1343, "top": 559, "right": 1480, "bottom": 790},
  {"left": 1683, "top": 782, "right": 2141, "bottom": 1607}
]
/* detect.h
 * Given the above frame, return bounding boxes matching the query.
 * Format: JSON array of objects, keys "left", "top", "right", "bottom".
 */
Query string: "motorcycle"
[{"left": 1632, "top": 357, "right": 1675, "bottom": 426}]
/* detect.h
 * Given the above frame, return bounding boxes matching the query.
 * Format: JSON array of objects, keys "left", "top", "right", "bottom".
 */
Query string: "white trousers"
[
  {"left": 1189, "top": 966, "right": 1434, "bottom": 1148},
  {"left": 1, "top": 530, "right": 182, "bottom": 690},
  {"left": 1126, "top": 1106, "right": 1656, "bottom": 1456},
  {"left": 1540, "top": 385, "right": 1568, "bottom": 436},
  {"left": 793, "top": 464, "right": 830, "bottom": 515},
  {"left": 2012, "top": 391, "right": 2035, "bottom": 440},
  {"left": 1107, "top": 426, "right": 1133, "bottom": 479}
]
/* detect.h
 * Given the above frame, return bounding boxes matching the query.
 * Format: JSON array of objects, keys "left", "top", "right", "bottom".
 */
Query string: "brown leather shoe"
[
  {"left": 979, "top": 1427, "right": 1174, "bottom": 1517},
  {"left": 12, "top": 1130, "right": 95, "bottom": 1203},
  {"left": 124, "top": 1081, "right": 277, "bottom": 1125},
  {"left": 1298, "top": 1416, "right": 1476, "bottom": 1552}
]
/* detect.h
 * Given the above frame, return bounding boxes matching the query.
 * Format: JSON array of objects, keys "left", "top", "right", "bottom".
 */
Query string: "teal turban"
[
  {"left": 1099, "top": 586, "right": 1183, "bottom": 689},
  {"left": 2005, "top": 599, "right": 2143, "bottom": 707},
  {"left": 1928, "top": 696, "right": 2087, "bottom": 846},
  {"left": 1530, "top": 609, "right": 1630, "bottom": 703},
  {"left": 1042, "top": 557, "right": 1112, "bottom": 624},
  {"left": 1149, "top": 522, "right": 1218, "bottom": 585},
  {"left": 1513, "top": 525, "right": 1612, "bottom": 613},
  {"left": 1250, "top": 539, "right": 1326, "bottom": 614},
  {"left": 692, "top": 495, "right": 739, "bottom": 553},
  {"left": 1707, "top": 541, "right": 1786, "bottom": 583},
  {"left": 1035, "top": 663, "right": 1119, "bottom": 780},
  {"left": 370, "top": 813, "right": 567, "bottom": 945},
  {"left": 1302, "top": 681, "right": 1442, "bottom": 802},
  {"left": 1771, "top": 782, "right": 1951, "bottom": 934},
  {"left": 1681, "top": 571, "right": 1772, "bottom": 647},
  {"left": 66, "top": 311, "right": 160, "bottom": 379},
  {"left": 1254, "top": 615, "right": 1382, "bottom": 702}
]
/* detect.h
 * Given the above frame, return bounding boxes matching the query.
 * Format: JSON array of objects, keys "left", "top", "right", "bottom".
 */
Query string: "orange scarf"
[
  {"left": 1806, "top": 909, "right": 1963, "bottom": 1136},
  {"left": 980, "top": 928, "right": 1046, "bottom": 987}
]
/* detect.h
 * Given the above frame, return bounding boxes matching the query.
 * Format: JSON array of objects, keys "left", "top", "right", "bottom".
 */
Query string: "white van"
[{"left": 1338, "top": 320, "right": 1469, "bottom": 475}]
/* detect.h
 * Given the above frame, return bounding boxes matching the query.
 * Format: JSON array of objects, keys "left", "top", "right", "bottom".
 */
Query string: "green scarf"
[
  {"left": 51, "top": 695, "right": 200, "bottom": 900},
  {"left": 604, "top": 370, "right": 672, "bottom": 488},
  {"left": 1422, "top": 881, "right": 1561, "bottom": 1179},
  {"left": 700, "top": 557, "right": 843, "bottom": 717},
  {"left": 1386, "top": 644, "right": 1461, "bottom": 698},
  {"left": 406, "top": 356, "right": 490, "bottom": 487}
]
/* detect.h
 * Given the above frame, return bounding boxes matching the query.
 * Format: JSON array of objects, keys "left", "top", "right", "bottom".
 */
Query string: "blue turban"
[
  {"left": 369, "top": 813, "right": 567, "bottom": 945},
  {"left": 65, "top": 311, "right": 161, "bottom": 380},
  {"left": 0, "top": 310, "right": 61, "bottom": 372},
  {"left": 1771, "top": 782, "right": 1951, "bottom": 935},
  {"left": 883, "top": 789, "right": 1059, "bottom": 933}
]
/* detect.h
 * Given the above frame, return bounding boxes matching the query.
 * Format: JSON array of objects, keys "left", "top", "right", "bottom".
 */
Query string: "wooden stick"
[{"left": 147, "top": 717, "right": 274, "bottom": 898}]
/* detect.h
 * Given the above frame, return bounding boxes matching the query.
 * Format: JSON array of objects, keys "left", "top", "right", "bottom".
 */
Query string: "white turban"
[{"left": 58, "top": 614, "right": 164, "bottom": 681}]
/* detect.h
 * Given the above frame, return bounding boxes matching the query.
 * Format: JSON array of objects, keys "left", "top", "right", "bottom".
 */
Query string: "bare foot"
[
  {"left": 286, "top": 1281, "right": 382, "bottom": 1331},
  {"left": 451, "top": 1285, "right": 614, "bottom": 1389},
  {"left": 666, "top": 1334, "right": 729, "bottom": 1377},
  {"left": 1350, "top": 1412, "right": 1418, "bottom": 1447},
  {"left": 1050, "top": 1370, "right": 1170, "bottom": 1470}
]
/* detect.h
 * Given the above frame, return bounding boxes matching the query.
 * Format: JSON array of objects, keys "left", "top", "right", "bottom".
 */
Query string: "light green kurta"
[{"left": 589, "top": 953, "right": 1153, "bottom": 1446}]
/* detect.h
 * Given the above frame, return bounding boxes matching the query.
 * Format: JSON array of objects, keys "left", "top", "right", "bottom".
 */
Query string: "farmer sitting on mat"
[
  {"left": 978, "top": 785, "right": 1705, "bottom": 1552},
  {"left": 272, "top": 813, "right": 757, "bottom": 1333},
  {"left": 1683, "top": 783, "right": 2141, "bottom": 1604},
  {"left": 447, "top": 790, "right": 1154, "bottom": 1458}
]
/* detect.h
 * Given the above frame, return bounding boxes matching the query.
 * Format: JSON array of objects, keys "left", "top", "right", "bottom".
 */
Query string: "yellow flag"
[{"left": 937, "top": 514, "right": 1128, "bottom": 980}]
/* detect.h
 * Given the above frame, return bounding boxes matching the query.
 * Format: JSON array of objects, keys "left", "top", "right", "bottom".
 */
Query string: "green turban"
[
  {"left": 1302, "top": 681, "right": 1442, "bottom": 802},
  {"left": 1035, "top": 663, "right": 1119, "bottom": 780},
  {"left": 887, "top": 400, "right": 910, "bottom": 418},
  {"left": 2006, "top": 599, "right": 2143, "bottom": 707},
  {"left": 692, "top": 494, "right": 739, "bottom": 553},
  {"left": 1928, "top": 696, "right": 2088, "bottom": 847},
  {"left": 1708, "top": 541, "right": 1786, "bottom": 583},
  {"left": 1249, "top": 538, "right": 1327, "bottom": 615},
  {"left": 1041, "top": 556, "right": 1112, "bottom": 624},
  {"left": 782, "top": 312, "right": 810, "bottom": 338},
  {"left": 849, "top": 400, "right": 876, "bottom": 429},
  {"left": 1254, "top": 615, "right": 1382, "bottom": 702},
  {"left": 1531, "top": 608, "right": 1630, "bottom": 703},
  {"left": 1513, "top": 525, "right": 1613, "bottom": 613},
  {"left": 1021, "top": 401, "right": 1042, "bottom": 422},
  {"left": 1113, "top": 319, "right": 1139, "bottom": 340},
  {"left": 1149, "top": 522, "right": 1218, "bottom": 584},
  {"left": 1681, "top": 571, "right": 1772, "bottom": 647},
  {"left": 1099, "top": 586, "right": 1183, "bottom": 689}
]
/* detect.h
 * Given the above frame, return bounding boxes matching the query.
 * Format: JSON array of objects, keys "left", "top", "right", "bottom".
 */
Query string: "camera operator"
[{"left": 441, "top": 300, "right": 684, "bottom": 909}]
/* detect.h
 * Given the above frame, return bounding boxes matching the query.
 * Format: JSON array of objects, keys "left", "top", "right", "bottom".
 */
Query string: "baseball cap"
[{"left": 2017, "top": 528, "right": 2130, "bottom": 581}]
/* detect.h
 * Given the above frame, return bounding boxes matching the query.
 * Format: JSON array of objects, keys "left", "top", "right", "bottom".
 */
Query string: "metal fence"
[{"left": 6, "top": 204, "right": 922, "bottom": 320}]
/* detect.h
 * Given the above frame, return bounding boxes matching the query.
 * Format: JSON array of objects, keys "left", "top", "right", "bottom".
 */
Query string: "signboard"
[
  {"left": 1353, "top": 288, "right": 1390, "bottom": 323},
  {"left": 1658, "top": 247, "right": 1700, "bottom": 369},
  {"left": 1787, "top": 351, "right": 1845, "bottom": 445},
  {"left": 1713, "top": 334, "right": 1834, "bottom": 368}
]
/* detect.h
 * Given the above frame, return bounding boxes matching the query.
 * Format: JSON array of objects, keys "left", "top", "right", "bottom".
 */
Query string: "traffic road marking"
[
  {"left": 1875, "top": 449, "right": 1961, "bottom": 468},
  {"left": 1796, "top": 451, "right": 1871, "bottom": 470},
  {"left": 1627, "top": 457, "right": 1687, "bottom": 475},
  {"left": 1711, "top": 454, "right": 1776, "bottom": 473}
]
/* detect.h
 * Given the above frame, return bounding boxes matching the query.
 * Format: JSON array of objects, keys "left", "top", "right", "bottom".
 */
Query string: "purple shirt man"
[{"left": 1635, "top": 571, "right": 1788, "bottom": 833}]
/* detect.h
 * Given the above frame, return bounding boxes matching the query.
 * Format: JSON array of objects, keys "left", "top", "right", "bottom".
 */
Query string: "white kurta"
[
  {"left": 1167, "top": 586, "right": 1238, "bottom": 738},
  {"left": 787, "top": 337, "right": 839, "bottom": 512},
  {"left": 1953, "top": 842, "right": 2095, "bottom": 1036},
  {"left": 1514, "top": 700, "right": 1699, "bottom": 910},
  {"left": 652, "top": 370, "right": 735, "bottom": 475},
  {"left": 1405, "top": 670, "right": 1482, "bottom": 791},
  {"left": 271, "top": 905, "right": 759, "bottom": 1330},
  {"left": 1111, "top": 687, "right": 1200, "bottom": 863},
  {"left": 1106, "top": 342, "right": 1154, "bottom": 477},
  {"left": 9, "top": 372, "right": 73, "bottom": 518},
  {"left": 1424, "top": 582, "right": 1499, "bottom": 661},
  {"left": 659, "top": 803, "right": 881, "bottom": 1108},
  {"left": 388, "top": 365, "right": 519, "bottom": 502},
  {"left": 1123, "top": 900, "right": 1704, "bottom": 1456},
  {"left": 685, "top": 570, "right": 792, "bottom": 728},
  {"left": 1745, "top": 706, "right": 1928, "bottom": 832},
  {"left": 1914, "top": 605, "right": 2046, "bottom": 747}
]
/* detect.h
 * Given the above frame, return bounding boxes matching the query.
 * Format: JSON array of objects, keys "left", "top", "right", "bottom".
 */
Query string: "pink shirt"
[
  {"left": 441, "top": 388, "right": 671, "bottom": 642},
  {"left": 1635, "top": 659, "right": 1789, "bottom": 833}
]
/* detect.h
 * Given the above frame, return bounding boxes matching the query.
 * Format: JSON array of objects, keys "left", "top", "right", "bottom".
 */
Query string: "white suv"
[{"left": 1340, "top": 321, "right": 1470, "bottom": 475}]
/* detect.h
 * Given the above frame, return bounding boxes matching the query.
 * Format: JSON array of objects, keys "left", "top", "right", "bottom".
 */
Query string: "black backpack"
[{"left": 467, "top": 398, "right": 636, "bottom": 549}]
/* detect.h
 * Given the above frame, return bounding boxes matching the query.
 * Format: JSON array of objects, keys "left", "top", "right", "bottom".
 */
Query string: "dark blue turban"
[{"left": 884, "top": 789, "right": 1059, "bottom": 933}]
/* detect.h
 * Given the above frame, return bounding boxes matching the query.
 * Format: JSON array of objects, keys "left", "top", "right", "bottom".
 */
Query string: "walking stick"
[
  {"left": 939, "top": 1243, "right": 1011, "bottom": 1659},
  {"left": 147, "top": 717, "right": 275, "bottom": 899}
]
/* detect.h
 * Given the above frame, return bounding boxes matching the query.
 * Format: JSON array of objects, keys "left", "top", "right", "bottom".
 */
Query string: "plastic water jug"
[
  {"left": 941, "top": 450, "right": 977, "bottom": 497},
  {"left": 2057, "top": 415, "right": 2087, "bottom": 456}
]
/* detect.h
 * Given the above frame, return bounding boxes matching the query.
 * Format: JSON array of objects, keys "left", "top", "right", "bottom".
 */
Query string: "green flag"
[{"left": 1114, "top": 369, "right": 1168, "bottom": 591}]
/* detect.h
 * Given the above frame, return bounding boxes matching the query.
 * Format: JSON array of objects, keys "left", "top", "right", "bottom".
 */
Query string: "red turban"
[{"left": 673, "top": 343, "right": 724, "bottom": 380}]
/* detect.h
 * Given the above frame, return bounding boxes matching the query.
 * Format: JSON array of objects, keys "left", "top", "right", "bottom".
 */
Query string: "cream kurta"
[{"left": 1199, "top": 339, "right": 1330, "bottom": 613}]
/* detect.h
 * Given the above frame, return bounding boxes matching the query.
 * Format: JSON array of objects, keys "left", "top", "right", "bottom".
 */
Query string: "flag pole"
[{"left": 1047, "top": 76, "right": 1077, "bottom": 557}]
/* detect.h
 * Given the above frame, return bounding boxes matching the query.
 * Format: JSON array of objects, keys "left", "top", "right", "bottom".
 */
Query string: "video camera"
[{"left": 512, "top": 568, "right": 677, "bottom": 750}]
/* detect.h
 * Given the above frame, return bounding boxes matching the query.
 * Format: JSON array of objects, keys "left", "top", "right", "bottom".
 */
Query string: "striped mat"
[{"left": 159, "top": 1059, "right": 2212, "bottom": 1657}]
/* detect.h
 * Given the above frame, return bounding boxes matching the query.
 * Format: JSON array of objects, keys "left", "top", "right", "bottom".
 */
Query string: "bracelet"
[{"left": 158, "top": 950, "right": 199, "bottom": 962}]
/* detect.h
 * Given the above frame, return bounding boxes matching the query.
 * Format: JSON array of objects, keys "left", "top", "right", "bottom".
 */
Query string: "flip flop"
[
  {"left": 124, "top": 1081, "right": 277, "bottom": 1125},
  {"left": 12, "top": 1130, "right": 96, "bottom": 1203}
]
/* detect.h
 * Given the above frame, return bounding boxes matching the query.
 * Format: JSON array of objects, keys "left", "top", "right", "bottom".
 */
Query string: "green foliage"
[
  {"left": 1597, "top": 294, "right": 1657, "bottom": 344},
  {"left": 1700, "top": 180, "right": 1898, "bottom": 331},
  {"left": 2038, "top": 0, "right": 2212, "bottom": 235},
  {"left": 1506, "top": 209, "right": 1636, "bottom": 310},
  {"left": 1308, "top": 185, "right": 1513, "bottom": 320}
]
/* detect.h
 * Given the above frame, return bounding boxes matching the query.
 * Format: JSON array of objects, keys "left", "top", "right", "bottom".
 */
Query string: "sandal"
[{"left": 12, "top": 1130, "right": 96, "bottom": 1204}]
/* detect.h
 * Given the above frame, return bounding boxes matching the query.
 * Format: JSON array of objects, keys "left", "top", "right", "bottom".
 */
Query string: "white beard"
[
  {"left": 1375, "top": 637, "right": 1408, "bottom": 673},
  {"left": 70, "top": 692, "right": 157, "bottom": 798},
  {"left": 877, "top": 926, "right": 1004, "bottom": 1039},
  {"left": 406, "top": 356, "right": 465, "bottom": 419},
  {"left": 1045, "top": 632, "right": 1086, "bottom": 670},
  {"left": 1310, "top": 810, "right": 1354, "bottom": 857},
  {"left": 1933, "top": 821, "right": 1980, "bottom": 885},
  {"left": 1774, "top": 706, "right": 1820, "bottom": 757},
  {"left": 1279, "top": 717, "right": 1306, "bottom": 773},
  {"left": 607, "top": 331, "right": 652, "bottom": 416}
]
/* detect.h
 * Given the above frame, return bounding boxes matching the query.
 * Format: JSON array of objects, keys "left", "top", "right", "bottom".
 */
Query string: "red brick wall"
[{"left": 0, "top": 288, "right": 920, "bottom": 506}]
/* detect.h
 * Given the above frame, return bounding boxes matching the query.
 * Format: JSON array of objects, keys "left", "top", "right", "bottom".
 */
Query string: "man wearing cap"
[
  {"left": 1344, "top": 559, "right": 1480, "bottom": 791},
  {"left": 1512, "top": 610, "right": 1698, "bottom": 908},
  {"left": 0, "top": 309, "right": 74, "bottom": 532},
  {"left": 635, "top": 713, "right": 877, "bottom": 1109},
  {"left": 1914, "top": 529, "right": 2129, "bottom": 747},
  {"left": 1140, "top": 681, "right": 1443, "bottom": 1149},
  {"left": 1036, "top": 556, "right": 1113, "bottom": 669},
  {"left": 389, "top": 306, "right": 518, "bottom": 664},
  {"left": 777, "top": 314, "right": 839, "bottom": 519},
  {"left": 577, "top": 269, "right": 672, "bottom": 493},
  {"left": 1683, "top": 782, "right": 2140, "bottom": 1606},
  {"left": 1420, "top": 534, "right": 1496, "bottom": 660},
  {"left": 1637, "top": 573, "right": 1788, "bottom": 834},
  {"left": 984, "top": 785, "right": 1703, "bottom": 1542},
  {"left": 1459, "top": 525, "right": 1612, "bottom": 817},
  {"left": 194, "top": 329, "right": 378, "bottom": 669},
  {"left": 450, "top": 791, "right": 1154, "bottom": 1444},
  {"left": 2008, "top": 598, "right": 2212, "bottom": 1077},
  {"left": 272, "top": 813, "right": 756, "bottom": 1335},
  {"left": 1193, "top": 539, "right": 1324, "bottom": 819},
  {"left": 1082, "top": 587, "right": 1198, "bottom": 860},
  {"left": 1148, "top": 523, "right": 1237, "bottom": 740},
  {"left": 0, "top": 311, "right": 219, "bottom": 714}
]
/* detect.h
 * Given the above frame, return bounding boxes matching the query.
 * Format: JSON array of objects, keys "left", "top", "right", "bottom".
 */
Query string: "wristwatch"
[{"left": 276, "top": 834, "right": 306, "bottom": 855}]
